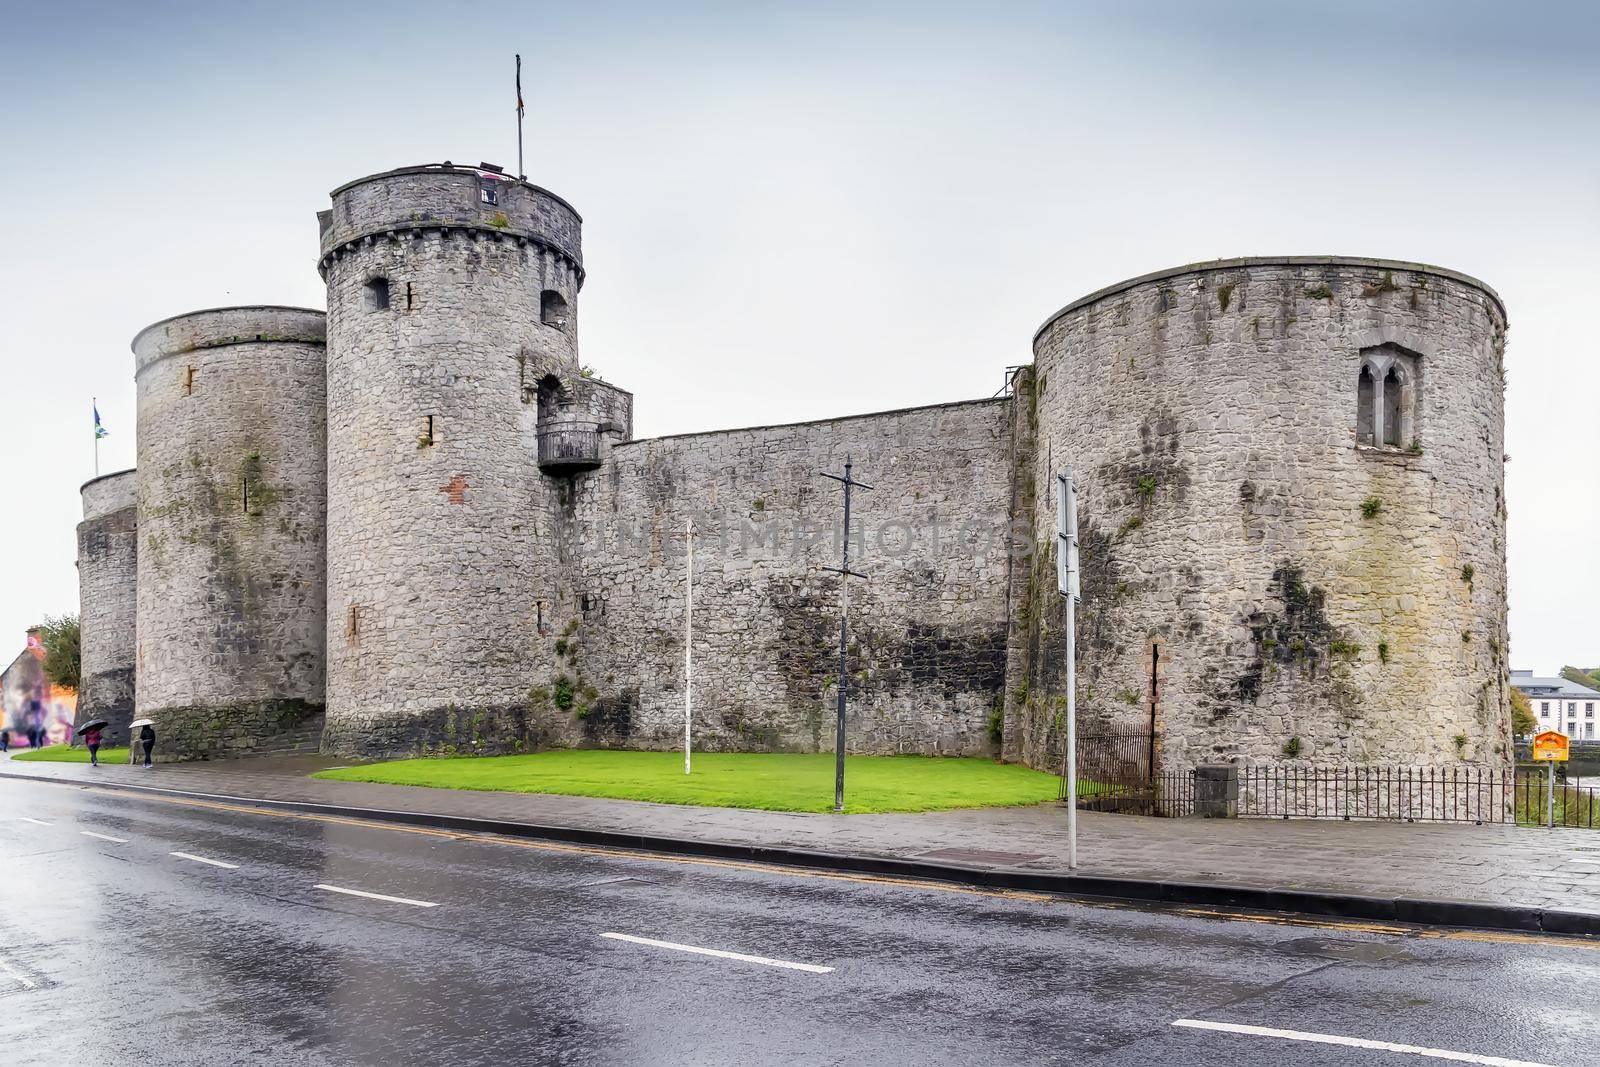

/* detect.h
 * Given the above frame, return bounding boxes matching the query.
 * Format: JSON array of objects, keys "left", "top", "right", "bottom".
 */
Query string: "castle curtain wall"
[{"left": 555, "top": 399, "right": 1015, "bottom": 755}]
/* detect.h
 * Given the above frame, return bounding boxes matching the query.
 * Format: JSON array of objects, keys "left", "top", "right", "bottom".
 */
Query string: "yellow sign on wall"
[{"left": 1532, "top": 730, "right": 1569, "bottom": 762}]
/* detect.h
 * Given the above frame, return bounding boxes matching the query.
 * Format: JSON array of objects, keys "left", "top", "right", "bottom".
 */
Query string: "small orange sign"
[{"left": 1532, "top": 730, "right": 1569, "bottom": 762}]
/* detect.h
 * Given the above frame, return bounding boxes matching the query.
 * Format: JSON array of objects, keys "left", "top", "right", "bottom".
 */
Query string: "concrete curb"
[{"left": 5, "top": 768, "right": 1596, "bottom": 938}]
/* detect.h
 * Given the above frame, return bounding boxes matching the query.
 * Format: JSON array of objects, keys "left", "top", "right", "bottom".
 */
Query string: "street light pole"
[{"left": 820, "top": 456, "right": 872, "bottom": 813}]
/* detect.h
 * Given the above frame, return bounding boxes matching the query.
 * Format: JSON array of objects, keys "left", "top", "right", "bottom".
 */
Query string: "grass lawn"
[
  {"left": 314, "top": 750, "right": 1060, "bottom": 814},
  {"left": 11, "top": 745, "right": 132, "bottom": 764}
]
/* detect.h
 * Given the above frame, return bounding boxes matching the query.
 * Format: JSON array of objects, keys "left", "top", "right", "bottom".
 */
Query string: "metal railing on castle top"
[{"left": 1059, "top": 735, "right": 1600, "bottom": 828}]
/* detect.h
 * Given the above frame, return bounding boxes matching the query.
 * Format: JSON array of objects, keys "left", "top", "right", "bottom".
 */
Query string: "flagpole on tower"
[
  {"left": 92, "top": 396, "right": 99, "bottom": 477},
  {"left": 515, "top": 54, "right": 525, "bottom": 181}
]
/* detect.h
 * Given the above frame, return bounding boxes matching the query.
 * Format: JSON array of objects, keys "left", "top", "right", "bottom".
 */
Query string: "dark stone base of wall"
[
  {"left": 76, "top": 667, "right": 137, "bottom": 746},
  {"left": 320, "top": 703, "right": 554, "bottom": 760},
  {"left": 322, "top": 698, "right": 998, "bottom": 761},
  {"left": 141, "top": 698, "right": 325, "bottom": 762}
]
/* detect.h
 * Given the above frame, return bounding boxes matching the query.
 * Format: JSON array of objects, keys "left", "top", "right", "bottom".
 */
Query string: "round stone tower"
[
  {"left": 132, "top": 307, "right": 328, "bottom": 759},
  {"left": 317, "top": 162, "right": 585, "bottom": 756},
  {"left": 77, "top": 469, "right": 138, "bottom": 746},
  {"left": 1010, "top": 257, "right": 1509, "bottom": 771}
]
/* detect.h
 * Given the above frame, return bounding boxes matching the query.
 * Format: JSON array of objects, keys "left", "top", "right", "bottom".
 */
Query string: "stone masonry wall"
[
  {"left": 321, "top": 166, "right": 585, "bottom": 757},
  {"left": 558, "top": 400, "right": 1014, "bottom": 755},
  {"left": 1009, "top": 258, "right": 1510, "bottom": 773},
  {"left": 77, "top": 469, "right": 138, "bottom": 745},
  {"left": 133, "top": 307, "right": 328, "bottom": 760}
]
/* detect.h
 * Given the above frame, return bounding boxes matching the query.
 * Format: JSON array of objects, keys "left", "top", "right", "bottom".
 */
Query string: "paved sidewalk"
[{"left": 3, "top": 753, "right": 1597, "bottom": 916}]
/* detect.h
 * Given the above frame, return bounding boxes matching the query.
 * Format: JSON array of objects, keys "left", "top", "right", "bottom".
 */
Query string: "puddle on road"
[{"left": 1274, "top": 936, "right": 1422, "bottom": 963}]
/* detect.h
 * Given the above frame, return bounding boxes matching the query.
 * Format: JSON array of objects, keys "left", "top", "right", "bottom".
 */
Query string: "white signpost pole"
[
  {"left": 1057, "top": 469, "right": 1080, "bottom": 870},
  {"left": 684, "top": 516, "right": 693, "bottom": 775}
]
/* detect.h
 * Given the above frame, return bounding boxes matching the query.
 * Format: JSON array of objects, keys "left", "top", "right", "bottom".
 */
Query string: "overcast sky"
[{"left": 1, "top": 0, "right": 1595, "bottom": 674}]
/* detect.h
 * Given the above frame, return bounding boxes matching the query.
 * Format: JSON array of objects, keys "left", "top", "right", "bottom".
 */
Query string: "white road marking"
[
  {"left": 0, "top": 955, "right": 36, "bottom": 990},
  {"left": 600, "top": 932, "right": 833, "bottom": 973},
  {"left": 80, "top": 831, "right": 127, "bottom": 843},
  {"left": 169, "top": 851, "right": 239, "bottom": 870},
  {"left": 312, "top": 884, "right": 438, "bottom": 908},
  {"left": 1172, "top": 1019, "right": 1557, "bottom": 1066},
  {"left": 1570, "top": 857, "right": 1600, "bottom": 865},
  {"left": 18, "top": 817, "right": 51, "bottom": 826}
]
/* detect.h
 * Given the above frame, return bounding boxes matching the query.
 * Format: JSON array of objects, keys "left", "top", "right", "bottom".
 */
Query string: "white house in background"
[{"left": 1513, "top": 670, "right": 1600, "bottom": 740}]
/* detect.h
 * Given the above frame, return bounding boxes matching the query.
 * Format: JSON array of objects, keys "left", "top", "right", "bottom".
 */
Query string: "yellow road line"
[{"left": 62, "top": 782, "right": 1600, "bottom": 951}]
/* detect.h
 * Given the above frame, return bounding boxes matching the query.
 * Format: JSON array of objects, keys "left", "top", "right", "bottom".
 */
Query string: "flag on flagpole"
[
  {"left": 94, "top": 402, "right": 108, "bottom": 439},
  {"left": 516, "top": 54, "right": 524, "bottom": 116}
]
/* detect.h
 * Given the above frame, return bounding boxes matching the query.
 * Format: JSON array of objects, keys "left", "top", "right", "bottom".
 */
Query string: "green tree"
[
  {"left": 1509, "top": 687, "right": 1536, "bottom": 737},
  {"left": 33, "top": 614, "right": 81, "bottom": 691},
  {"left": 1560, "top": 665, "right": 1600, "bottom": 692}
]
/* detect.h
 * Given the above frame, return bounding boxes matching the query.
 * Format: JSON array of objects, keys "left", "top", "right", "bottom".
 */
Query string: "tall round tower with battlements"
[
  {"left": 77, "top": 469, "right": 138, "bottom": 746},
  {"left": 317, "top": 162, "right": 589, "bottom": 756},
  {"left": 1007, "top": 257, "right": 1511, "bottom": 774},
  {"left": 132, "top": 306, "right": 328, "bottom": 759}
]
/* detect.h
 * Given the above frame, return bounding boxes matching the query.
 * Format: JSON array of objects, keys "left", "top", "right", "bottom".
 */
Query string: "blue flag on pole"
[{"left": 94, "top": 403, "right": 108, "bottom": 439}]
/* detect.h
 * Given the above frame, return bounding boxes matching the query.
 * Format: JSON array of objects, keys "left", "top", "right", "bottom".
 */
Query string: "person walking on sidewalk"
[
  {"left": 139, "top": 722, "right": 156, "bottom": 768},
  {"left": 0, "top": 728, "right": 9, "bottom": 753},
  {"left": 83, "top": 724, "right": 104, "bottom": 767}
]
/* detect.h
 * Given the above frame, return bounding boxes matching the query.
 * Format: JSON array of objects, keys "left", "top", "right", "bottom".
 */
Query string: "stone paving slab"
[{"left": 3, "top": 754, "right": 1597, "bottom": 915}]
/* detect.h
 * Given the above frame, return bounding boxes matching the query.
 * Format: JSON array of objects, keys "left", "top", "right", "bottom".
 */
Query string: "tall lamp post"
[{"left": 820, "top": 456, "right": 872, "bottom": 812}]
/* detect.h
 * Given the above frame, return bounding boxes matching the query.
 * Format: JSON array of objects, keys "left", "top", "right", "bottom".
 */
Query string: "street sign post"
[
  {"left": 1056, "top": 469, "right": 1080, "bottom": 869},
  {"left": 684, "top": 516, "right": 693, "bottom": 775},
  {"left": 1532, "top": 730, "right": 1569, "bottom": 829}
]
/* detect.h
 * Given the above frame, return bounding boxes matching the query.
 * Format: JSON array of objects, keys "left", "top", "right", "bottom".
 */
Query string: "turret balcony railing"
[{"left": 537, "top": 424, "right": 602, "bottom": 472}]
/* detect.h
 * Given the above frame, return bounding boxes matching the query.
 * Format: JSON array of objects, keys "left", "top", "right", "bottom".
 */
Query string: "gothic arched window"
[
  {"left": 1357, "top": 365, "right": 1376, "bottom": 445},
  {"left": 1355, "top": 345, "right": 1421, "bottom": 452}
]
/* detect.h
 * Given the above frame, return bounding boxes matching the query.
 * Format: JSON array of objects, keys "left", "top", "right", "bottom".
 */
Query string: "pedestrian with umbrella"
[
  {"left": 79, "top": 718, "right": 108, "bottom": 767},
  {"left": 131, "top": 718, "right": 156, "bottom": 769}
]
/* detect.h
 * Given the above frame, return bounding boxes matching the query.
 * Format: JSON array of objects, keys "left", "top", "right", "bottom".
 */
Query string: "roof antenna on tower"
[{"left": 515, "top": 53, "right": 526, "bottom": 181}]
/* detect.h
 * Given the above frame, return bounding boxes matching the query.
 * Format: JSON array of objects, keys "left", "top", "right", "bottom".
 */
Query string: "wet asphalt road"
[{"left": 1, "top": 777, "right": 1598, "bottom": 1067}]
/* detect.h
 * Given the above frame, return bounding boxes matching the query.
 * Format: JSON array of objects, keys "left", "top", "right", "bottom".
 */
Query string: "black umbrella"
[{"left": 77, "top": 719, "right": 109, "bottom": 732}]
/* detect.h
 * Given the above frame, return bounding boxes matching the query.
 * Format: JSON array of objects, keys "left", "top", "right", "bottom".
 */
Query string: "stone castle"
[{"left": 74, "top": 161, "right": 1513, "bottom": 772}]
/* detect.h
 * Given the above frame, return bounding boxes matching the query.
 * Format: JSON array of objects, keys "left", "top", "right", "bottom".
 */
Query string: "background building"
[
  {"left": 1, "top": 631, "right": 78, "bottom": 748},
  {"left": 1513, "top": 670, "right": 1600, "bottom": 740}
]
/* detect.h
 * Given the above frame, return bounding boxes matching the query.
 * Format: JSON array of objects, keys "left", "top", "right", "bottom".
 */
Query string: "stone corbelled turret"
[{"left": 318, "top": 163, "right": 587, "bottom": 756}]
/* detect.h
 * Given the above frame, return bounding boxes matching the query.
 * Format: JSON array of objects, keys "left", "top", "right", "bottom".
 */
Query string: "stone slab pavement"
[{"left": 3, "top": 753, "right": 1598, "bottom": 917}]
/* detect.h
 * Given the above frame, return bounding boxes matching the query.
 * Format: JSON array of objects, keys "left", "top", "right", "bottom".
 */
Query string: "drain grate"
[{"left": 917, "top": 847, "right": 1048, "bottom": 867}]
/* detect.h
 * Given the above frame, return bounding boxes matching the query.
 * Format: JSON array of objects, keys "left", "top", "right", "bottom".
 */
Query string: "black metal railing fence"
[{"left": 1058, "top": 737, "right": 1600, "bottom": 827}]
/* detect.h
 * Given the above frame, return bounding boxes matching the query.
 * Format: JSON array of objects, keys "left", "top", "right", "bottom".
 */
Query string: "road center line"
[
  {"left": 1171, "top": 1019, "right": 1556, "bottom": 1066},
  {"left": 312, "top": 884, "right": 438, "bottom": 908},
  {"left": 0, "top": 955, "right": 36, "bottom": 990},
  {"left": 601, "top": 932, "right": 833, "bottom": 973},
  {"left": 80, "top": 830, "right": 127, "bottom": 843},
  {"left": 169, "top": 851, "right": 239, "bottom": 870},
  {"left": 19, "top": 817, "right": 51, "bottom": 826}
]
